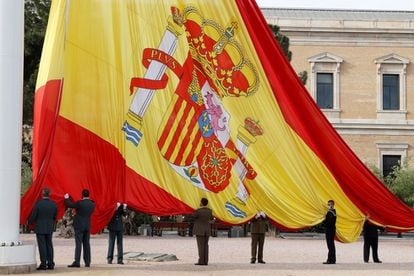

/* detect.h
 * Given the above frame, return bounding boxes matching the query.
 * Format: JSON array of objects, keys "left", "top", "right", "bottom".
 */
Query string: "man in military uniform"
[
  {"left": 193, "top": 198, "right": 214, "bottom": 266},
  {"left": 107, "top": 202, "right": 127, "bottom": 264},
  {"left": 323, "top": 199, "right": 337, "bottom": 264},
  {"left": 64, "top": 189, "right": 95, "bottom": 268},
  {"left": 250, "top": 211, "right": 267, "bottom": 264},
  {"left": 28, "top": 187, "right": 58, "bottom": 270}
]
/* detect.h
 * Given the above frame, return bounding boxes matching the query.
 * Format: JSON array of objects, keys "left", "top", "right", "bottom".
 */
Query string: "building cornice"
[
  {"left": 261, "top": 8, "right": 414, "bottom": 22},
  {"left": 331, "top": 119, "right": 414, "bottom": 135},
  {"left": 263, "top": 8, "right": 414, "bottom": 47},
  {"left": 273, "top": 29, "right": 414, "bottom": 47}
]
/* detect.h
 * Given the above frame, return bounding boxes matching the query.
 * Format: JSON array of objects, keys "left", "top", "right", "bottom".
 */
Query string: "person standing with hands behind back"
[
  {"left": 323, "top": 199, "right": 336, "bottom": 264},
  {"left": 107, "top": 202, "right": 127, "bottom": 265},
  {"left": 250, "top": 211, "right": 267, "bottom": 264},
  {"left": 193, "top": 198, "right": 213, "bottom": 266}
]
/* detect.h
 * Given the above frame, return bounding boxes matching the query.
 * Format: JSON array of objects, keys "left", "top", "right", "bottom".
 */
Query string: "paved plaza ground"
[{"left": 21, "top": 232, "right": 414, "bottom": 275}]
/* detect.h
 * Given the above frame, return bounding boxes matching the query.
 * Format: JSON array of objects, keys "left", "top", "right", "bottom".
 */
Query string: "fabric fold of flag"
[{"left": 21, "top": 0, "right": 414, "bottom": 241}]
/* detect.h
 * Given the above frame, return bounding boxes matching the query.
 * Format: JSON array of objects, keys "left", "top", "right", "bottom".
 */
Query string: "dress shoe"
[
  {"left": 107, "top": 259, "right": 112, "bottom": 264},
  {"left": 36, "top": 265, "right": 47, "bottom": 270},
  {"left": 47, "top": 265, "right": 54, "bottom": 270},
  {"left": 67, "top": 263, "right": 80, "bottom": 268},
  {"left": 258, "top": 260, "right": 266, "bottom": 264},
  {"left": 85, "top": 264, "right": 90, "bottom": 267},
  {"left": 117, "top": 261, "right": 124, "bottom": 265},
  {"left": 323, "top": 261, "right": 335, "bottom": 264},
  {"left": 250, "top": 260, "right": 255, "bottom": 264},
  {"left": 374, "top": 260, "right": 382, "bottom": 263}
]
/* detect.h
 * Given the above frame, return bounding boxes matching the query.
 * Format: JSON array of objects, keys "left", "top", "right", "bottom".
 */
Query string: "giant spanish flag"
[{"left": 21, "top": 0, "right": 414, "bottom": 242}]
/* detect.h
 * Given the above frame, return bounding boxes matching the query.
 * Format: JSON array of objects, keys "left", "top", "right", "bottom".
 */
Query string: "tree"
[
  {"left": 384, "top": 160, "right": 414, "bottom": 207},
  {"left": 24, "top": 0, "right": 51, "bottom": 125},
  {"left": 21, "top": 126, "right": 33, "bottom": 195},
  {"left": 268, "top": 24, "right": 307, "bottom": 85},
  {"left": 269, "top": 24, "right": 292, "bottom": 61},
  {"left": 367, "top": 160, "right": 414, "bottom": 207}
]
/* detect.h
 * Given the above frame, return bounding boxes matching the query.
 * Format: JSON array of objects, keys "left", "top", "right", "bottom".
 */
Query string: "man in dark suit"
[
  {"left": 107, "top": 202, "right": 127, "bottom": 265},
  {"left": 250, "top": 211, "right": 267, "bottom": 264},
  {"left": 363, "top": 215, "right": 383, "bottom": 263},
  {"left": 28, "top": 187, "right": 58, "bottom": 270},
  {"left": 64, "top": 189, "right": 95, "bottom": 268},
  {"left": 323, "top": 199, "right": 336, "bottom": 264},
  {"left": 192, "top": 198, "right": 213, "bottom": 266}
]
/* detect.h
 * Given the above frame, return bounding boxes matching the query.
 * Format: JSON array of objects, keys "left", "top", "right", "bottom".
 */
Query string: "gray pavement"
[{"left": 20, "top": 232, "right": 414, "bottom": 275}]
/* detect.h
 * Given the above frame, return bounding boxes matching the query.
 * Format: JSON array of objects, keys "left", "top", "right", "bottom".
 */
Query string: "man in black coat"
[
  {"left": 250, "top": 211, "right": 267, "bottom": 264},
  {"left": 64, "top": 189, "right": 95, "bottom": 268},
  {"left": 323, "top": 199, "right": 336, "bottom": 264},
  {"left": 28, "top": 187, "right": 58, "bottom": 270},
  {"left": 107, "top": 202, "right": 127, "bottom": 264},
  {"left": 363, "top": 215, "right": 383, "bottom": 263},
  {"left": 193, "top": 198, "right": 214, "bottom": 266}
]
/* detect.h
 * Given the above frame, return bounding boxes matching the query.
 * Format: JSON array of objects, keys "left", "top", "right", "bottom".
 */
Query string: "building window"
[
  {"left": 376, "top": 143, "right": 408, "bottom": 176},
  {"left": 316, "top": 73, "right": 333, "bottom": 109},
  {"left": 382, "top": 74, "right": 399, "bottom": 110},
  {"left": 375, "top": 54, "right": 409, "bottom": 120},
  {"left": 308, "top": 52, "right": 343, "bottom": 120},
  {"left": 382, "top": 155, "right": 401, "bottom": 177}
]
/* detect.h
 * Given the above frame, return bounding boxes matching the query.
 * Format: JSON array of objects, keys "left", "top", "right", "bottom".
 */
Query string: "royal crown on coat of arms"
[
  {"left": 182, "top": 7, "right": 259, "bottom": 98},
  {"left": 245, "top": 117, "right": 264, "bottom": 137}
]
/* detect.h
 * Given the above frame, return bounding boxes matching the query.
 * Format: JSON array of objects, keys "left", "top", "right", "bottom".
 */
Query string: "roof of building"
[{"left": 261, "top": 8, "right": 414, "bottom": 21}]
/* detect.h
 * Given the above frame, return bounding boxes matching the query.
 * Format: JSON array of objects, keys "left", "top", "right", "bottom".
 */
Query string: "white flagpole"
[{"left": 0, "top": 0, "right": 36, "bottom": 272}]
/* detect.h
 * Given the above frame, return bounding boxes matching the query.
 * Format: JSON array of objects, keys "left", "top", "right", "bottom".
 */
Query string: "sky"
[{"left": 256, "top": 0, "right": 414, "bottom": 11}]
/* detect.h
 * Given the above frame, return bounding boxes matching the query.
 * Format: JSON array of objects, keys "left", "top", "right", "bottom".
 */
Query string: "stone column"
[{"left": 0, "top": 0, "right": 36, "bottom": 273}]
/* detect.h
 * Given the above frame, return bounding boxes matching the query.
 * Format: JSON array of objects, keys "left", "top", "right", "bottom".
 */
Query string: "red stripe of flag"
[
  {"left": 173, "top": 111, "right": 202, "bottom": 165},
  {"left": 157, "top": 97, "right": 184, "bottom": 150},
  {"left": 163, "top": 102, "right": 194, "bottom": 162},
  {"left": 184, "top": 130, "right": 203, "bottom": 165}
]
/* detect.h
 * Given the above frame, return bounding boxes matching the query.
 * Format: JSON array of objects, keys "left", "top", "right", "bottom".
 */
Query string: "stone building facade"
[{"left": 262, "top": 8, "right": 414, "bottom": 175}]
